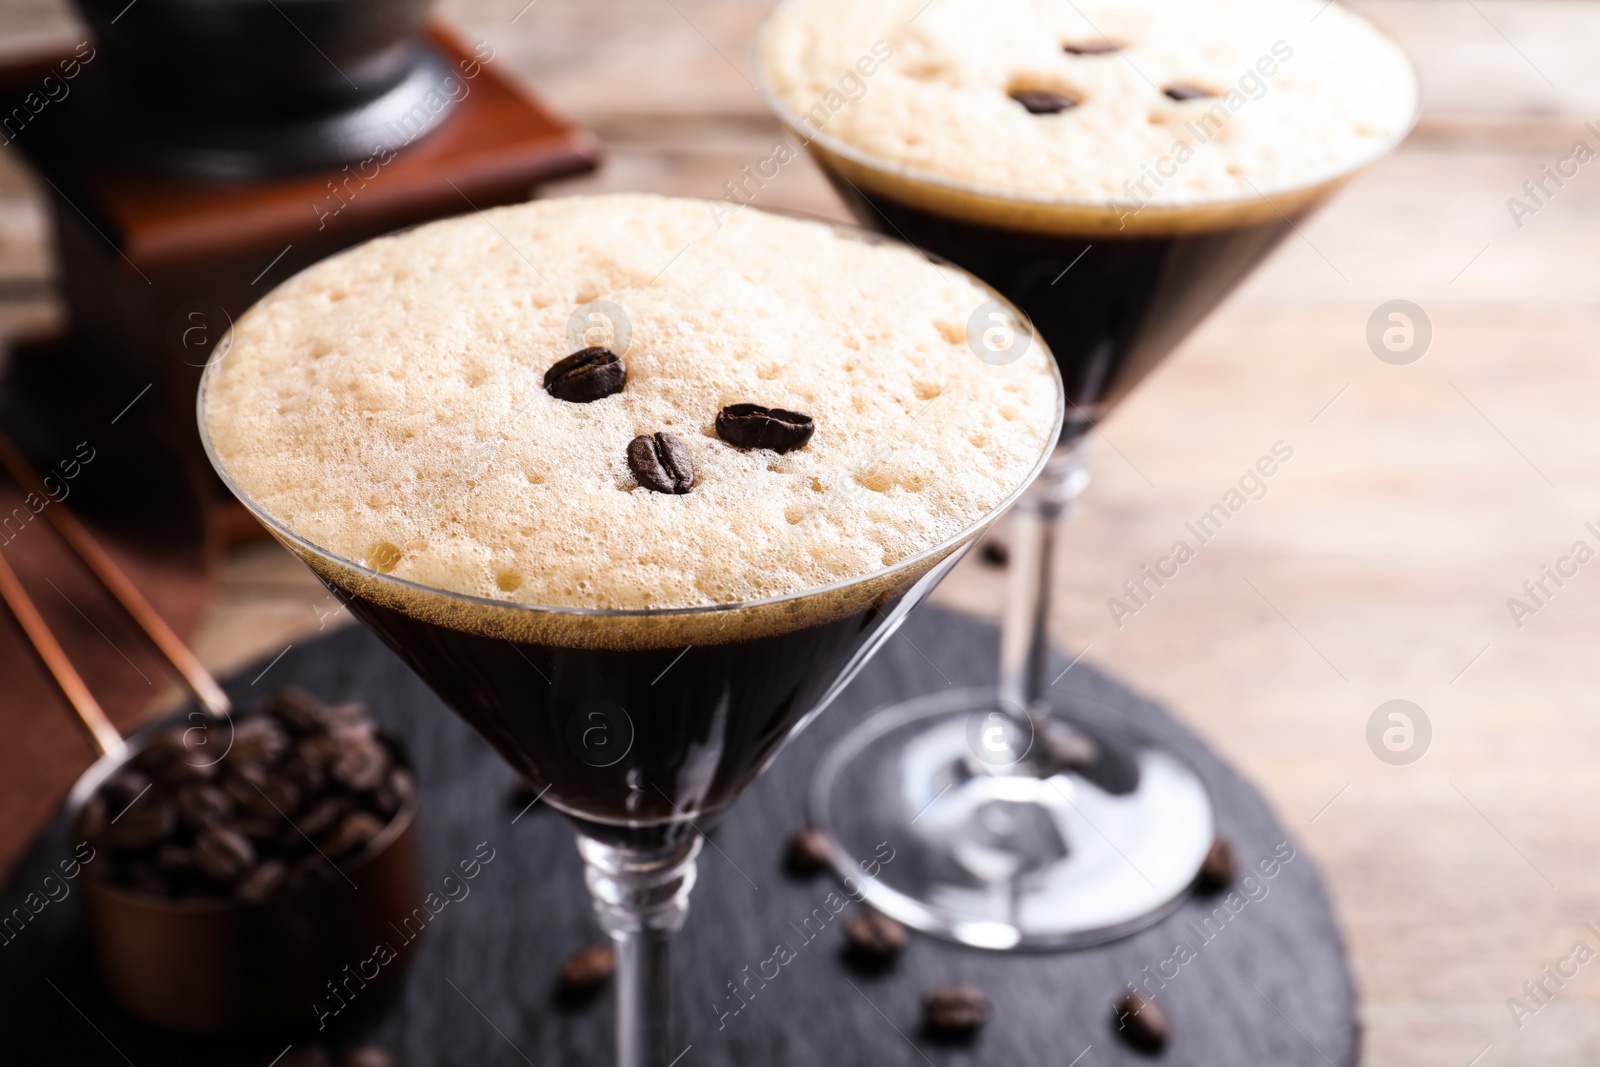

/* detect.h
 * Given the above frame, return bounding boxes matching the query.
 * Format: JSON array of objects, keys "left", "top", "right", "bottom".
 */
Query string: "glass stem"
[
  {"left": 577, "top": 833, "right": 703, "bottom": 1067},
  {"left": 997, "top": 441, "right": 1091, "bottom": 726}
]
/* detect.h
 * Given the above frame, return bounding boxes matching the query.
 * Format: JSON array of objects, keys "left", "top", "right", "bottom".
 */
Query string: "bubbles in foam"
[{"left": 205, "top": 194, "right": 1058, "bottom": 615}]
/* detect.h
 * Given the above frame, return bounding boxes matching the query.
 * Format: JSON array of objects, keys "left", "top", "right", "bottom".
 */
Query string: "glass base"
[{"left": 812, "top": 686, "right": 1213, "bottom": 950}]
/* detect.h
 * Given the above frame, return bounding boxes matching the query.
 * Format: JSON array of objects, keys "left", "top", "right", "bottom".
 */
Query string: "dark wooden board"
[{"left": 0, "top": 607, "right": 1357, "bottom": 1066}]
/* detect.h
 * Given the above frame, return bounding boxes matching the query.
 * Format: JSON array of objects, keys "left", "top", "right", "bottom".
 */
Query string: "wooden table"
[{"left": 4, "top": 2, "right": 1598, "bottom": 1064}]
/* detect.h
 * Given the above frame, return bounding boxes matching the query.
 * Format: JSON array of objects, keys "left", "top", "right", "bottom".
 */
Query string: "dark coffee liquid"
[
  {"left": 827, "top": 179, "right": 1300, "bottom": 442},
  {"left": 335, "top": 587, "right": 906, "bottom": 848}
]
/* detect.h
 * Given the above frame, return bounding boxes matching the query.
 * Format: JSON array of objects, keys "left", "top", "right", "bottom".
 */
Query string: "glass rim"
[
  {"left": 195, "top": 200, "right": 1067, "bottom": 623},
  {"left": 749, "top": 3, "right": 1423, "bottom": 219}
]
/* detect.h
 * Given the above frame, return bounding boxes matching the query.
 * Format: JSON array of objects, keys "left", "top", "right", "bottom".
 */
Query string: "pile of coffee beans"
[{"left": 78, "top": 688, "right": 413, "bottom": 902}]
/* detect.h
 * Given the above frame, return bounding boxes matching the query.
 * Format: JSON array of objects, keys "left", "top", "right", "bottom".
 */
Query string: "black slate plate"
[{"left": 0, "top": 607, "right": 1356, "bottom": 1066}]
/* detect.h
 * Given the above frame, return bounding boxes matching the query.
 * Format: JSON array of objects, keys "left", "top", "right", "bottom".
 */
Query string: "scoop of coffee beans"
[{"left": 78, "top": 688, "right": 413, "bottom": 902}]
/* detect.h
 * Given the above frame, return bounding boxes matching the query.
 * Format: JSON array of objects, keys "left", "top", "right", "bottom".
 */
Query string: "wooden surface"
[
  {"left": 1, "top": 610, "right": 1359, "bottom": 1067},
  {"left": 2, "top": 2, "right": 1598, "bottom": 1065}
]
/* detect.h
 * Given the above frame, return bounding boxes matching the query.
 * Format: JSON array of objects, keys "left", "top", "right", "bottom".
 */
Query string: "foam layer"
[
  {"left": 204, "top": 194, "right": 1059, "bottom": 619},
  {"left": 758, "top": 0, "right": 1417, "bottom": 211}
]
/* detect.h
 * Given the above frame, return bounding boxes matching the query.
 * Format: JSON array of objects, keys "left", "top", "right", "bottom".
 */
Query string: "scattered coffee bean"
[
  {"left": 560, "top": 943, "right": 616, "bottom": 991},
  {"left": 194, "top": 826, "right": 256, "bottom": 885},
  {"left": 1064, "top": 40, "right": 1121, "bottom": 54},
  {"left": 979, "top": 541, "right": 1009, "bottom": 567},
  {"left": 321, "top": 811, "right": 387, "bottom": 859},
  {"left": 236, "top": 859, "right": 289, "bottom": 903},
  {"left": 1163, "top": 84, "right": 1216, "bottom": 101},
  {"left": 1114, "top": 990, "right": 1170, "bottom": 1052},
  {"left": 628, "top": 432, "right": 694, "bottom": 494},
  {"left": 844, "top": 910, "right": 907, "bottom": 961},
  {"left": 784, "top": 827, "right": 832, "bottom": 876},
  {"left": 340, "top": 1047, "right": 397, "bottom": 1067},
  {"left": 545, "top": 347, "right": 627, "bottom": 403},
  {"left": 1010, "top": 88, "right": 1079, "bottom": 114},
  {"left": 923, "top": 985, "right": 991, "bottom": 1034},
  {"left": 1197, "top": 836, "right": 1239, "bottom": 892},
  {"left": 715, "top": 403, "right": 816, "bottom": 453},
  {"left": 106, "top": 797, "right": 176, "bottom": 853}
]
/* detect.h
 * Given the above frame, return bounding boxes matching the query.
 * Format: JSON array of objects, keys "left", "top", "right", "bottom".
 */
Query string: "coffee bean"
[
  {"left": 297, "top": 797, "right": 353, "bottom": 841},
  {"left": 321, "top": 811, "right": 387, "bottom": 859},
  {"left": 78, "top": 796, "right": 108, "bottom": 845},
  {"left": 545, "top": 347, "right": 626, "bottom": 403},
  {"left": 102, "top": 769, "right": 152, "bottom": 808},
  {"left": 1064, "top": 40, "right": 1121, "bottom": 54},
  {"left": 230, "top": 716, "right": 290, "bottom": 765},
  {"left": 236, "top": 859, "right": 289, "bottom": 903},
  {"left": 288, "top": 853, "right": 337, "bottom": 892},
  {"left": 372, "top": 768, "right": 415, "bottom": 817},
  {"left": 135, "top": 728, "right": 216, "bottom": 781},
  {"left": 1164, "top": 84, "right": 1215, "bottom": 101},
  {"left": 784, "top": 827, "right": 832, "bottom": 876},
  {"left": 226, "top": 763, "right": 301, "bottom": 819},
  {"left": 560, "top": 943, "right": 616, "bottom": 990},
  {"left": 265, "top": 688, "right": 332, "bottom": 736},
  {"left": 628, "top": 432, "right": 694, "bottom": 494},
  {"left": 715, "top": 403, "right": 816, "bottom": 453},
  {"left": 236, "top": 816, "right": 284, "bottom": 843},
  {"left": 323, "top": 702, "right": 376, "bottom": 738},
  {"left": 106, "top": 797, "right": 176, "bottom": 853},
  {"left": 1197, "top": 836, "right": 1239, "bottom": 893},
  {"left": 1010, "top": 89, "right": 1079, "bottom": 114},
  {"left": 154, "top": 844, "right": 196, "bottom": 878},
  {"left": 1114, "top": 990, "right": 1170, "bottom": 1052},
  {"left": 340, "top": 1047, "right": 397, "bottom": 1067},
  {"left": 845, "top": 910, "right": 907, "bottom": 960},
  {"left": 923, "top": 985, "right": 991, "bottom": 1033},
  {"left": 194, "top": 826, "right": 256, "bottom": 885},
  {"left": 175, "top": 782, "right": 233, "bottom": 829},
  {"left": 329, "top": 736, "right": 391, "bottom": 792},
  {"left": 978, "top": 541, "right": 1009, "bottom": 567}
]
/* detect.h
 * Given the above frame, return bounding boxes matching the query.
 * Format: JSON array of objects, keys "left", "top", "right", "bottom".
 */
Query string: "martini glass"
[
  {"left": 757, "top": 37, "right": 1417, "bottom": 949},
  {"left": 196, "top": 260, "right": 1064, "bottom": 1067}
]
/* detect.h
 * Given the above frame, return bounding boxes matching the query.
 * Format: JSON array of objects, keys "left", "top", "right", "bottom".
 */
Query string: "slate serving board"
[{"left": 0, "top": 607, "right": 1357, "bottom": 1066}]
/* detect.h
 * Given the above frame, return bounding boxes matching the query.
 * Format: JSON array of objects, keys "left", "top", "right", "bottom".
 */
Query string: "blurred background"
[{"left": 2, "top": 0, "right": 1597, "bottom": 1063}]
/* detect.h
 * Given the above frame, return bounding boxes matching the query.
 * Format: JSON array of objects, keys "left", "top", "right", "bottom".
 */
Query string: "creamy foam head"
[
  {"left": 204, "top": 194, "right": 1058, "bottom": 618},
  {"left": 757, "top": 0, "right": 1417, "bottom": 211}
]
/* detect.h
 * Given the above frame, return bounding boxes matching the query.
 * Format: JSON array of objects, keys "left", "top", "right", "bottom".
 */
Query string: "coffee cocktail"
[
  {"left": 756, "top": 0, "right": 1418, "bottom": 947},
  {"left": 201, "top": 193, "right": 1063, "bottom": 1065}
]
